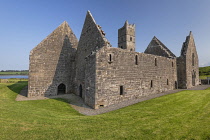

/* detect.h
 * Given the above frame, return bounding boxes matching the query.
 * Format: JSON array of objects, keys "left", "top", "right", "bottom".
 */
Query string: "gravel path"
[{"left": 16, "top": 85, "right": 210, "bottom": 116}]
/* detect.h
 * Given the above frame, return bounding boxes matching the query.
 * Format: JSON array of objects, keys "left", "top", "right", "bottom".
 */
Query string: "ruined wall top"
[
  {"left": 180, "top": 31, "right": 196, "bottom": 57},
  {"left": 144, "top": 36, "right": 176, "bottom": 58},
  {"left": 30, "top": 21, "right": 78, "bottom": 56},
  {"left": 118, "top": 20, "right": 135, "bottom": 51}
]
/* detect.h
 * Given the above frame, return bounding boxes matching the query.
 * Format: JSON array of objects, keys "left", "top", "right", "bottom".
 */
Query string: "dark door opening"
[
  {"left": 79, "top": 84, "right": 82, "bottom": 97},
  {"left": 192, "top": 71, "right": 196, "bottom": 86},
  {"left": 58, "top": 83, "right": 66, "bottom": 95},
  {"left": 175, "top": 81, "right": 178, "bottom": 89}
]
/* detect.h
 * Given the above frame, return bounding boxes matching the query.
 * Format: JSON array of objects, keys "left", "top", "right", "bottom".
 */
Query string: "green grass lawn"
[
  {"left": 199, "top": 66, "right": 210, "bottom": 79},
  {"left": 0, "top": 81, "right": 210, "bottom": 139}
]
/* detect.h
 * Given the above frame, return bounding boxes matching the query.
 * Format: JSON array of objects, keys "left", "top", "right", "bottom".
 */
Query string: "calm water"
[{"left": 0, "top": 75, "right": 28, "bottom": 79}]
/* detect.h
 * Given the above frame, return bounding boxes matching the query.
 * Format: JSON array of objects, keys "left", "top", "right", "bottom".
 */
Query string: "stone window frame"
[
  {"left": 150, "top": 80, "right": 153, "bottom": 88},
  {"left": 155, "top": 58, "right": 157, "bottom": 66},
  {"left": 108, "top": 53, "right": 113, "bottom": 64},
  {"left": 192, "top": 53, "right": 195, "bottom": 66},
  {"left": 135, "top": 55, "right": 138, "bottom": 65},
  {"left": 120, "top": 85, "right": 124, "bottom": 95}
]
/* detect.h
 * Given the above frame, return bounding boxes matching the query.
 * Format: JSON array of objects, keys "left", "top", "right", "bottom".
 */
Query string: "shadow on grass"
[
  {"left": 7, "top": 81, "right": 28, "bottom": 97},
  {"left": 8, "top": 81, "right": 89, "bottom": 110}
]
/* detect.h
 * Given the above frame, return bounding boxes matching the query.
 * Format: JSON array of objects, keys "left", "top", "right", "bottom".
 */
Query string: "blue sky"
[{"left": 0, "top": 0, "right": 210, "bottom": 70}]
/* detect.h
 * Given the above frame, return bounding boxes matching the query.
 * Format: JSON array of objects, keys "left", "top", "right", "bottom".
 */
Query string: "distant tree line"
[
  {"left": 199, "top": 66, "right": 210, "bottom": 76},
  {"left": 0, "top": 70, "right": 29, "bottom": 72}
]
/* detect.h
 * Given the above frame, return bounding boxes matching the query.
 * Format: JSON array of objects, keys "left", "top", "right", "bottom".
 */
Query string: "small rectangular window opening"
[
  {"left": 155, "top": 58, "right": 157, "bottom": 66},
  {"left": 135, "top": 55, "right": 138, "bottom": 65},
  {"left": 167, "top": 79, "right": 169, "bottom": 85},
  {"left": 151, "top": 80, "right": 153, "bottom": 88},
  {"left": 120, "top": 86, "right": 124, "bottom": 95},
  {"left": 172, "top": 62, "right": 174, "bottom": 67},
  {"left": 109, "top": 54, "right": 112, "bottom": 62}
]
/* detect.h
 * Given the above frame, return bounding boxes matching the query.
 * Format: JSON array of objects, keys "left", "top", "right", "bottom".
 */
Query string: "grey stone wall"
[
  {"left": 75, "top": 11, "right": 109, "bottom": 98},
  {"left": 28, "top": 21, "right": 78, "bottom": 97},
  {"left": 84, "top": 53, "right": 97, "bottom": 108},
  {"left": 177, "top": 32, "right": 199, "bottom": 89},
  {"left": 145, "top": 36, "right": 176, "bottom": 58},
  {"left": 177, "top": 56, "right": 186, "bottom": 88},
  {"left": 94, "top": 47, "right": 177, "bottom": 108},
  {"left": 118, "top": 21, "right": 135, "bottom": 51}
]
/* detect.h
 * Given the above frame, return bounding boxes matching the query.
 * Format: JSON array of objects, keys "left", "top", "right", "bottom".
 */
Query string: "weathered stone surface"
[
  {"left": 145, "top": 36, "right": 176, "bottom": 58},
  {"left": 28, "top": 21, "right": 78, "bottom": 97},
  {"left": 74, "top": 11, "right": 111, "bottom": 107},
  {"left": 118, "top": 21, "right": 135, "bottom": 51},
  {"left": 94, "top": 47, "right": 177, "bottom": 108},
  {"left": 177, "top": 31, "right": 199, "bottom": 88},
  {"left": 28, "top": 11, "right": 199, "bottom": 109}
]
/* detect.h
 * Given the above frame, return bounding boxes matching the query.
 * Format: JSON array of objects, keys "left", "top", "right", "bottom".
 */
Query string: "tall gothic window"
[{"left": 192, "top": 53, "right": 195, "bottom": 66}]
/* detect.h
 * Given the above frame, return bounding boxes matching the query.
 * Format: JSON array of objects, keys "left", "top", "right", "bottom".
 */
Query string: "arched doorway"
[
  {"left": 79, "top": 84, "right": 82, "bottom": 97},
  {"left": 57, "top": 83, "right": 66, "bottom": 95}
]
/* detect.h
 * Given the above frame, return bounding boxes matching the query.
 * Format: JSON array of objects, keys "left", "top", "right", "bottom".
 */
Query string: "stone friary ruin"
[{"left": 28, "top": 11, "right": 199, "bottom": 109}]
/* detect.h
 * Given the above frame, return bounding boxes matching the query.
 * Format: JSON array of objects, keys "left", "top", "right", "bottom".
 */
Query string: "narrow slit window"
[
  {"left": 167, "top": 79, "right": 169, "bottom": 85},
  {"left": 120, "top": 86, "right": 124, "bottom": 95},
  {"left": 172, "top": 62, "right": 174, "bottom": 67},
  {"left": 192, "top": 53, "right": 195, "bottom": 66},
  {"left": 135, "top": 55, "right": 138, "bottom": 65},
  {"left": 151, "top": 80, "right": 153, "bottom": 88},
  {"left": 109, "top": 54, "right": 112, "bottom": 62},
  {"left": 155, "top": 58, "right": 157, "bottom": 66}
]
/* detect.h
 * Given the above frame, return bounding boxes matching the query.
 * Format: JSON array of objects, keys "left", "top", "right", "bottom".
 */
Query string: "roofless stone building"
[{"left": 28, "top": 11, "right": 199, "bottom": 109}]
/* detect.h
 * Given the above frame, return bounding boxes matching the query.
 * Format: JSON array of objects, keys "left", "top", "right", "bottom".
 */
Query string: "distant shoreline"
[
  {"left": 0, "top": 71, "right": 28, "bottom": 75},
  {"left": 0, "top": 74, "right": 28, "bottom": 75}
]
